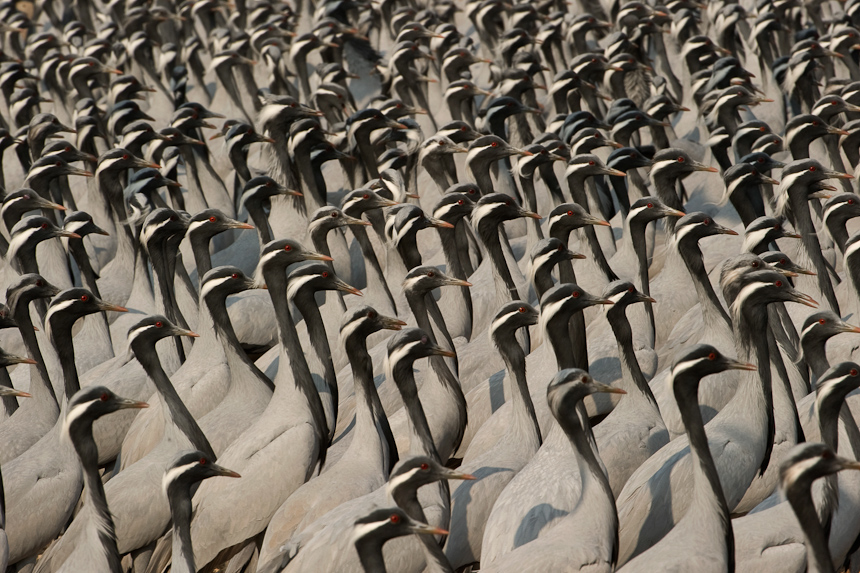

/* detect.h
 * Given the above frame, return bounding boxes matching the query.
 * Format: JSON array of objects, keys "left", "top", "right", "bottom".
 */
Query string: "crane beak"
[
  {"left": 431, "top": 345, "right": 456, "bottom": 358},
  {"left": 115, "top": 398, "right": 149, "bottom": 410},
  {"left": 228, "top": 221, "right": 256, "bottom": 230},
  {"left": 6, "top": 355, "right": 37, "bottom": 365},
  {"left": 761, "top": 175, "right": 780, "bottom": 185},
  {"left": 212, "top": 464, "right": 242, "bottom": 478},
  {"left": 345, "top": 215, "right": 372, "bottom": 226},
  {"left": 428, "top": 217, "right": 455, "bottom": 229},
  {"left": 380, "top": 316, "right": 408, "bottom": 330},
  {"left": 519, "top": 209, "right": 542, "bottom": 219},
  {"left": 592, "top": 382, "right": 626, "bottom": 395},
  {"left": 588, "top": 216, "right": 612, "bottom": 227},
  {"left": 58, "top": 230, "right": 81, "bottom": 239},
  {"left": 839, "top": 323, "right": 860, "bottom": 334},
  {"left": 715, "top": 225, "right": 739, "bottom": 235},
  {"left": 638, "top": 295, "right": 657, "bottom": 304},
  {"left": 790, "top": 291, "right": 818, "bottom": 308},
  {"left": 443, "top": 468, "right": 476, "bottom": 480},
  {"left": 693, "top": 162, "right": 720, "bottom": 173},
  {"left": 337, "top": 282, "right": 363, "bottom": 296},
  {"left": 306, "top": 253, "right": 334, "bottom": 262},
  {"left": 410, "top": 524, "right": 449, "bottom": 536},
  {"left": 567, "top": 252, "right": 587, "bottom": 260},
  {"left": 99, "top": 302, "right": 129, "bottom": 313},
  {"left": 175, "top": 328, "right": 199, "bottom": 338},
  {"left": 792, "top": 267, "right": 816, "bottom": 276},
  {"left": 725, "top": 358, "right": 757, "bottom": 371},
  {"left": 0, "top": 387, "right": 31, "bottom": 397},
  {"left": 444, "top": 278, "right": 472, "bottom": 287},
  {"left": 603, "top": 167, "right": 626, "bottom": 177}
]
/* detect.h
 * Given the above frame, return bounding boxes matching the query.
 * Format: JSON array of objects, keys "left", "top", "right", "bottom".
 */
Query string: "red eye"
[
  {"left": 752, "top": 261, "right": 760, "bottom": 267},
  {"left": 760, "top": 126, "right": 766, "bottom": 131},
  {"left": 88, "top": 61, "right": 94, "bottom": 66},
  {"left": 774, "top": 280, "right": 783, "bottom": 287},
  {"left": 505, "top": 200, "right": 511, "bottom": 206},
  {"left": 265, "top": 181, "right": 273, "bottom": 187},
  {"left": 852, "top": 369, "right": 859, "bottom": 376},
  {"left": 81, "top": 294, "right": 89, "bottom": 302},
  {"left": 557, "top": 244, "right": 564, "bottom": 251},
  {"left": 819, "top": 318, "right": 827, "bottom": 325},
  {"left": 420, "top": 335, "right": 428, "bottom": 343},
  {"left": 588, "top": 17, "right": 595, "bottom": 22},
  {"left": 122, "top": 154, "right": 129, "bottom": 160},
  {"left": 810, "top": 166, "right": 817, "bottom": 172},
  {"left": 780, "top": 259, "right": 786, "bottom": 265},
  {"left": 518, "top": 306, "right": 526, "bottom": 313},
  {"left": 420, "top": 462, "right": 429, "bottom": 470},
  {"left": 41, "top": 222, "right": 48, "bottom": 229},
  {"left": 457, "top": 199, "right": 464, "bottom": 205},
  {"left": 758, "top": 157, "right": 764, "bottom": 162},
  {"left": 390, "top": 514, "right": 400, "bottom": 523},
  {"left": 367, "top": 310, "right": 376, "bottom": 318},
  {"left": 247, "top": 129, "right": 253, "bottom": 134},
  {"left": 289, "top": 103, "right": 297, "bottom": 108},
  {"left": 155, "top": 321, "right": 163, "bottom": 327},
  {"left": 646, "top": 203, "right": 653, "bottom": 208},
  {"left": 100, "top": 392, "right": 109, "bottom": 401},
  {"left": 572, "top": 291, "right": 581, "bottom": 298},
  {"left": 322, "top": 271, "right": 329, "bottom": 278},
  {"left": 468, "top": 189, "right": 475, "bottom": 194},
  {"left": 64, "top": 146, "right": 71, "bottom": 152},
  {"left": 506, "top": 102, "right": 513, "bottom": 107},
  {"left": 832, "top": 100, "right": 839, "bottom": 105},
  {"left": 850, "top": 199, "right": 855, "bottom": 205},
  {"left": 737, "top": 91, "right": 743, "bottom": 96},
  {"left": 751, "top": 170, "right": 758, "bottom": 176},
  {"left": 813, "top": 121, "right": 819, "bottom": 126},
  {"left": 331, "top": 211, "right": 339, "bottom": 218},
  {"left": 362, "top": 194, "right": 369, "bottom": 199},
  {"left": 677, "top": 156, "right": 685, "bottom": 163},
  {"left": 588, "top": 160, "right": 595, "bottom": 165},
  {"left": 284, "top": 244, "right": 292, "bottom": 251},
  {"left": 231, "top": 273, "right": 238, "bottom": 279},
  {"left": 55, "top": 161, "right": 62, "bottom": 167},
  {"left": 461, "top": 126, "right": 468, "bottom": 131},
  {"left": 199, "top": 457, "right": 207, "bottom": 465},
  {"left": 708, "top": 352, "right": 716, "bottom": 360},
  {"left": 35, "top": 280, "right": 43, "bottom": 286},
  {"left": 427, "top": 271, "right": 435, "bottom": 277},
  {"left": 703, "top": 218, "right": 711, "bottom": 225},
  {"left": 567, "top": 210, "right": 573, "bottom": 216},
  {"left": 491, "top": 141, "right": 499, "bottom": 147},
  {"left": 23, "top": 194, "right": 30, "bottom": 199},
  {"left": 209, "top": 216, "right": 216, "bottom": 223},
  {"left": 438, "top": 140, "right": 446, "bottom": 146}
]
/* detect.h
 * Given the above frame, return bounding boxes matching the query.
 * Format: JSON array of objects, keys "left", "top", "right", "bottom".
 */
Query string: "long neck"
[
  {"left": 651, "top": 173, "right": 683, "bottom": 232},
  {"left": 496, "top": 333, "right": 541, "bottom": 444},
  {"left": 392, "top": 362, "right": 440, "bottom": 460},
  {"left": 355, "top": 538, "right": 389, "bottom": 573},
  {"left": 547, "top": 314, "right": 578, "bottom": 370},
  {"left": 477, "top": 219, "right": 520, "bottom": 302},
  {"left": 293, "top": 290, "right": 337, "bottom": 410},
  {"left": 169, "top": 488, "right": 197, "bottom": 573},
  {"left": 789, "top": 190, "right": 840, "bottom": 313},
  {"left": 788, "top": 482, "right": 836, "bottom": 573},
  {"left": 607, "top": 306, "right": 659, "bottom": 407},
  {"left": 679, "top": 239, "right": 732, "bottom": 328},
  {"left": 264, "top": 269, "right": 328, "bottom": 455},
  {"left": 136, "top": 345, "right": 214, "bottom": 458},
  {"left": 51, "top": 324, "right": 80, "bottom": 403},
  {"left": 10, "top": 295, "right": 55, "bottom": 404},
  {"left": 73, "top": 426, "right": 123, "bottom": 573},
  {"left": 189, "top": 235, "right": 213, "bottom": 278},
  {"left": 675, "top": 376, "right": 734, "bottom": 566},
  {"left": 346, "top": 332, "right": 398, "bottom": 472}
]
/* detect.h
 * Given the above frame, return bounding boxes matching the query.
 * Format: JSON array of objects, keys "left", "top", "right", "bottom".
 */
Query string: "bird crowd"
[{"left": 1, "top": 0, "right": 860, "bottom": 570}]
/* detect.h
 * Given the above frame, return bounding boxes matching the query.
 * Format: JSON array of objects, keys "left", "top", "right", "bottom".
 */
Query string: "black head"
[
  {"left": 467, "top": 135, "right": 530, "bottom": 164},
  {"left": 199, "top": 267, "right": 258, "bottom": 302},
  {"left": 760, "top": 251, "right": 814, "bottom": 276},
  {"left": 387, "top": 205, "right": 452, "bottom": 246},
  {"left": 431, "top": 193, "right": 474, "bottom": 225},
  {"left": 627, "top": 197, "right": 685, "bottom": 225},
  {"left": 742, "top": 216, "right": 799, "bottom": 252},
  {"left": 778, "top": 159, "right": 852, "bottom": 192},
  {"left": 309, "top": 206, "right": 369, "bottom": 234},
  {"left": 341, "top": 188, "right": 398, "bottom": 216},
  {"left": 539, "top": 283, "right": 613, "bottom": 332},
  {"left": 403, "top": 265, "right": 471, "bottom": 295},
  {"left": 6, "top": 274, "right": 60, "bottom": 309},
  {"left": 673, "top": 211, "right": 737, "bottom": 243},
  {"left": 726, "top": 267, "right": 817, "bottom": 316},
  {"left": 40, "top": 140, "right": 97, "bottom": 164},
  {"left": 780, "top": 442, "right": 860, "bottom": 493},
  {"left": 650, "top": 148, "right": 719, "bottom": 179},
  {"left": 256, "top": 239, "right": 332, "bottom": 277},
  {"left": 671, "top": 344, "right": 755, "bottom": 386},
  {"left": 352, "top": 507, "right": 446, "bottom": 546},
  {"left": 46, "top": 288, "right": 127, "bottom": 335},
  {"left": 785, "top": 114, "right": 847, "bottom": 145},
  {"left": 547, "top": 202, "right": 608, "bottom": 235},
  {"left": 287, "top": 261, "right": 361, "bottom": 300},
  {"left": 530, "top": 237, "right": 584, "bottom": 274},
  {"left": 95, "top": 148, "right": 158, "bottom": 176},
  {"left": 387, "top": 455, "right": 474, "bottom": 492},
  {"left": 2, "top": 188, "right": 65, "bottom": 219},
  {"left": 64, "top": 386, "right": 148, "bottom": 437},
  {"left": 607, "top": 147, "right": 653, "bottom": 172},
  {"left": 188, "top": 209, "right": 254, "bottom": 241},
  {"left": 9, "top": 216, "right": 80, "bottom": 256},
  {"left": 473, "top": 193, "right": 541, "bottom": 228},
  {"left": 824, "top": 193, "right": 860, "bottom": 225},
  {"left": 26, "top": 155, "right": 93, "bottom": 181},
  {"left": 490, "top": 301, "right": 538, "bottom": 343},
  {"left": 386, "top": 327, "right": 455, "bottom": 374},
  {"left": 340, "top": 306, "right": 406, "bottom": 344},
  {"left": 241, "top": 176, "right": 301, "bottom": 210},
  {"left": 437, "top": 121, "right": 481, "bottom": 143},
  {"left": 566, "top": 154, "right": 625, "bottom": 180},
  {"left": 163, "top": 450, "right": 240, "bottom": 495},
  {"left": 739, "top": 151, "right": 785, "bottom": 172},
  {"left": 801, "top": 312, "right": 860, "bottom": 350},
  {"left": 815, "top": 362, "right": 860, "bottom": 413},
  {"left": 127, "top": 315, "right": 198, "bottom": 356},
  {"left": 601, "top": 280, "right": 655, "bottom": 309},
  {"left": 419, "top": 135, "right": 468, "bottom": 158},
  {"left": 547, "top": 368, "right": 624, "bottom": 416}
]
